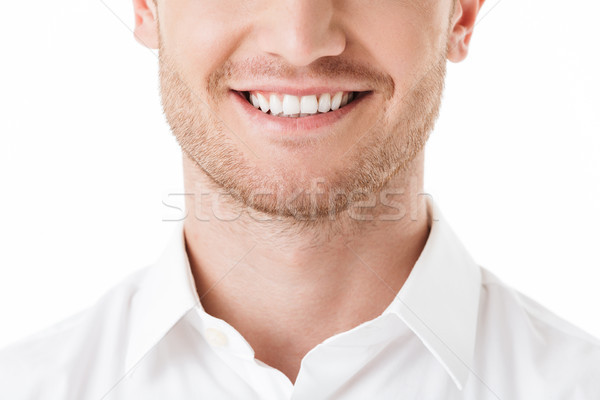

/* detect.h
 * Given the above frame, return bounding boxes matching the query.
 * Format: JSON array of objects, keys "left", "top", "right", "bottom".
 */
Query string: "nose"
[{"left": 255, "top": 0, "right": 346, "bottom": 67}]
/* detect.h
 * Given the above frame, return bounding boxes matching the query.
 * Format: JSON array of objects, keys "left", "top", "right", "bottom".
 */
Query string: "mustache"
[{"left": 207, "top": 56, "right": 395, "bottom": 99}]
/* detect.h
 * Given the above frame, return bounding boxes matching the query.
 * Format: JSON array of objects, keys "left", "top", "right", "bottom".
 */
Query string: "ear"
[
  {"left": 132, "top": 0, "right": 159, "bottom": 49},
  {"left": 446, "top": 0, "right": 486, "bottom": 63}
]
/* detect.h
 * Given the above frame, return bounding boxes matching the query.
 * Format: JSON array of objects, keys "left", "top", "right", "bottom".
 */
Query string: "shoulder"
[
  {"left": 472, "top": 267, "right": 600, "bottom": 397},
  {"left": 0, "top": 265, "right": 154, "bottom": 400}
]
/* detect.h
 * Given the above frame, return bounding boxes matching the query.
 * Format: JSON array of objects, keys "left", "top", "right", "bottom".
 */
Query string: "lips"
[{"left": 229, "top": 89, "right": 372, "bottom": 136}]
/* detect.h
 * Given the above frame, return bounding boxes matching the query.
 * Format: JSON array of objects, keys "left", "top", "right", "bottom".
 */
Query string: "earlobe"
[
  {"left": 447, "top": 25, "right": 468, "bottom": 63},
  {"left": 446, "top": 0, "right": 485, "bottom": 63},
  {"left": 132, "top": 0, "right": 159, "bottom": 49}
]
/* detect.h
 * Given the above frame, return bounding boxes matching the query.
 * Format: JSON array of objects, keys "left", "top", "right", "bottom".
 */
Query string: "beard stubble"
[{"left": 157, "top": 33, "right": 447, "bottom": 224}]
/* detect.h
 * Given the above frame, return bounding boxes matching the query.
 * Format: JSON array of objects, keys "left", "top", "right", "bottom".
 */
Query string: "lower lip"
[{"left": 230, "top": 90, "right": 372, "bottom": 137}]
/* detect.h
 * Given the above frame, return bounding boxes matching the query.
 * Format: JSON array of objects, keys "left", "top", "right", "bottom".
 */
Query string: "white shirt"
[{"left": 1, "top": 198, "right": 599, "bottom": 399}]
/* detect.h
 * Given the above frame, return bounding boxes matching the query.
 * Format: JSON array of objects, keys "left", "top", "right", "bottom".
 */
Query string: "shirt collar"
[
  {"left": 383, "top": 195, "right": 482, "bottom": 390},
  {"left": 125, "top": 196, "right": 481, "bottom": 391},
  {"left": 124, "top": 219, "right": 200, "bottom": 372}
]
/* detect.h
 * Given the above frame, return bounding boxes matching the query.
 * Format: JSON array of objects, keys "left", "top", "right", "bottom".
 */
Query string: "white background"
[{"left": 1, "top": 0, "right": 599, "bottom": 348}]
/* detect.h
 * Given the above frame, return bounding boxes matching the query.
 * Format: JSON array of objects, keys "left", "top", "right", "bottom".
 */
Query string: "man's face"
[{"left": 153, "top": 0, "right": 456, "bottom": 219}]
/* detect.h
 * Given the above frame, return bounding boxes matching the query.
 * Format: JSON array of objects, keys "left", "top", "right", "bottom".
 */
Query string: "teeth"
[
  {"left": 257, "top": 93, "right": 270, "bottom": 113},
  {"left": 341, "top": 92, "right": 349, "bottom": 107},
  {"left": 270, "top": 94, "right": 283, "bottom": 116},
  {"left": 318, "top": 93, "right": 331, "bottom": 113},
  {"left": 282, "top": 94, "right": 301, "bottom": 115},
  {"left": 245, "top": 90, "right": 359, "bottom": 117},
  {"left": 331, "top": 92, "right": 343, "bottom": 111},
  {"left": 300, "top": 95, "right": 318, "bottom": 114},
  {"left": 250, "top": 93, "right": 260, "bottom": 109}
]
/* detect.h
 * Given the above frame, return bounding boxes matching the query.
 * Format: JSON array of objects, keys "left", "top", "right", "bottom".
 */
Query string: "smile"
[
  {"left": 239, "top": 90, "right": 368, "bottom": 118},
  {"left": 229, "top": 87, "right": 373, "bottom": 137}
]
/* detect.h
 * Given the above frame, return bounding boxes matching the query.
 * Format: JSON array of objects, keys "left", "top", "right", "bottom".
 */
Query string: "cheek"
[
  {"left": 348, "top": 2, "right": 448, "bottom": 93},
  {"left": 160, "top": 1, "right": 246, "bottom": 88}
]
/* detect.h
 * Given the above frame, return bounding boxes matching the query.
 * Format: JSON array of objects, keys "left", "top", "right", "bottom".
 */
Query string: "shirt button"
[{"left": 205, "top": 327, "right": 229, "bottom": 347}]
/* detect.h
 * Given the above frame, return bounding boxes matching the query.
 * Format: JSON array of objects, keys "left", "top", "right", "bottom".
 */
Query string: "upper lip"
[{"left": 230, "top": 81, "right": 373, "bottom": 96}]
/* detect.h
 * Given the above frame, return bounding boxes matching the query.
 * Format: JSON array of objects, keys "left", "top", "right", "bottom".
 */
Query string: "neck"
[{"left": 180, "top": 151, "right": 430, "bottom": 383}]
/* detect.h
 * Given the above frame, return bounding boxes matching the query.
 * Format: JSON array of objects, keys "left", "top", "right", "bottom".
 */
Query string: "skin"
[{"left": 133, "top": 0, "right": 485, "bottom": 384}]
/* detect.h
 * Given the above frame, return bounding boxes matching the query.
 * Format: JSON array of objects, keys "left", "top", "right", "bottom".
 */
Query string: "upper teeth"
[{"left": 247, "top": 91, "right": 356, "bottom": 117}]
